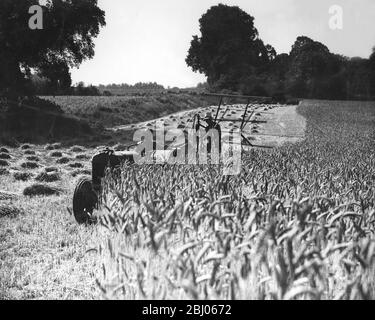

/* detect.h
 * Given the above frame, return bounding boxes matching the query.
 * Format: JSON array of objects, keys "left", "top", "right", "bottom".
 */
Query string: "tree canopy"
[
  {"left": 187, "top": 4, "right": 375, "bottom": 100},
  {"left": 186, "top": 4, "right": 274, "bottom": 91},
  {"left": 369, "top": 47, "right": 375, "bottom": 91},
  {"left": 0, "top": 0, "right": 106, "bottom": 97}
]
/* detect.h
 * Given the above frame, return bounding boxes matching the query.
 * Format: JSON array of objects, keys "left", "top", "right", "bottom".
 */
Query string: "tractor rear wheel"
[{"left": 72, "top": 177, "right": 98, "bottom": 224}]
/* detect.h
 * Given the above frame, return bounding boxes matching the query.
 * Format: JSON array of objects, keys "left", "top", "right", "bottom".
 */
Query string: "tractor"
[
  {"left": 72, "top": 147, "right": 137, "bottom": 224},
  {"left": 72, "top": 143, "right": 177, "bottom": 224},
  {"left": 72, "top": 93, "right": 272, "bottom": 224}
]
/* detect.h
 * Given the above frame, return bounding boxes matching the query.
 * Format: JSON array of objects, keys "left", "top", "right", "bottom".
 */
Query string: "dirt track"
[{"left": 244, "top": 104, "right": 306, "bottom": 148}]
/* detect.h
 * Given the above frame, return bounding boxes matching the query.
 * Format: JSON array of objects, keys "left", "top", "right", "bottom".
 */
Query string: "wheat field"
[
  {"left": 0, "top": 100, "right": 374, "bottom": 300},
  {"left": 95, "top": 100, "right": 375, "bottom": 299}
]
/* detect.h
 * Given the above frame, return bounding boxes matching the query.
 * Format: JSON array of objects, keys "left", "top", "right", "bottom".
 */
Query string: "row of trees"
[
  {"left": 186, "top": 4, "right": 375, "bottom": 100},
  {"left": 1, "top": 2, "right": 374, "bottom": 101},
  {"left": 31, "top": 76, "right": 101, "bottom": 96},
  {"left": 28, "top": 78, "right": 166, "bottom": 97},
  {"left": 98, "top": 82, "right": 165, "bottom": 91}
]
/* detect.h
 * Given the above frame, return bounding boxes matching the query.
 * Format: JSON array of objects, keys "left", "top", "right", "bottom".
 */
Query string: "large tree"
[
  {"left": 286, "top": 36, "right": 340, "bottom": 98},
  {"left": 288, "top": 37, "right": 332, "bottom": 80},
  {"left": 369, "top": 47, "right": 375, "bottom": 96},
  {"left": 186, "top": 4, "right": 272, "bottom": 91},
  {"left": 0, "top": 0, "right": 105, "bottom": 97}
]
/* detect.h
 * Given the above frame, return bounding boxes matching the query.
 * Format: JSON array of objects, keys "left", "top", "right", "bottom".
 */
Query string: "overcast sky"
[{"left": 71, "top": 0, "right": 375, "bottom": 88}]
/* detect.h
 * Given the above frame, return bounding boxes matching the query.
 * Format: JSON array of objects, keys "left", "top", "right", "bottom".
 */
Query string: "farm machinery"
[{"left": 72, "top": 93, "right": 272, "bottom": 224}]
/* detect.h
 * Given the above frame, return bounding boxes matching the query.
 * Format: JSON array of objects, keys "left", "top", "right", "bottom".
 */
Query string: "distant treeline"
[
  {"left": 30, "top": 37, "right": 375, "bottom": 101},
  {"left": 186, "top": 4, "right": 375, "bottom": 101},
  {"left": 31, "top": 80, "right": 169, "bottom": 96},
  {"left": 31, "top": 78, "right": 101, "bottom": 96},
  {"left": 237, "top": 38, "right": 375, "bottom": 101},
  {"left": 98, "top": 82, "right": 165, "bottom": 91},
  {"left": 2, "top": 1, "right": 374, "bottom": 101}
]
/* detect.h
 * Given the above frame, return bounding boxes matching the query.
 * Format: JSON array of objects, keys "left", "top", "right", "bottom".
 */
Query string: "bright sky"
[{"left": 71, "top": 0, "right": 375, "bottom": 88}]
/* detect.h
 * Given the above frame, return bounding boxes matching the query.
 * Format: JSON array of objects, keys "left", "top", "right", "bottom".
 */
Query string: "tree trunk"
[{"left": 0, "top": 55, "right": 26, "bottom": 99}]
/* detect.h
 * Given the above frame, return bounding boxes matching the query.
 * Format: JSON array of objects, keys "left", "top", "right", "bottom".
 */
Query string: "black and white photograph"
[{"left": 0, "top": 0, "right": 375, "bottom": 304}]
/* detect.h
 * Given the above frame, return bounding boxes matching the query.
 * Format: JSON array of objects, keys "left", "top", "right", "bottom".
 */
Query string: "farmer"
[
  {"left": 203, "top": 111, "right": 222, "bottom": 155},
  {"left": 194, "top": 114, "right": 201, "bottom": 155}
]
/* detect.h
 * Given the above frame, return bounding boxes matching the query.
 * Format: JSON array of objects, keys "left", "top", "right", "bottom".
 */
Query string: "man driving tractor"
[{"left": 195, "top": 111, "right": 222, "bottom": 156}]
